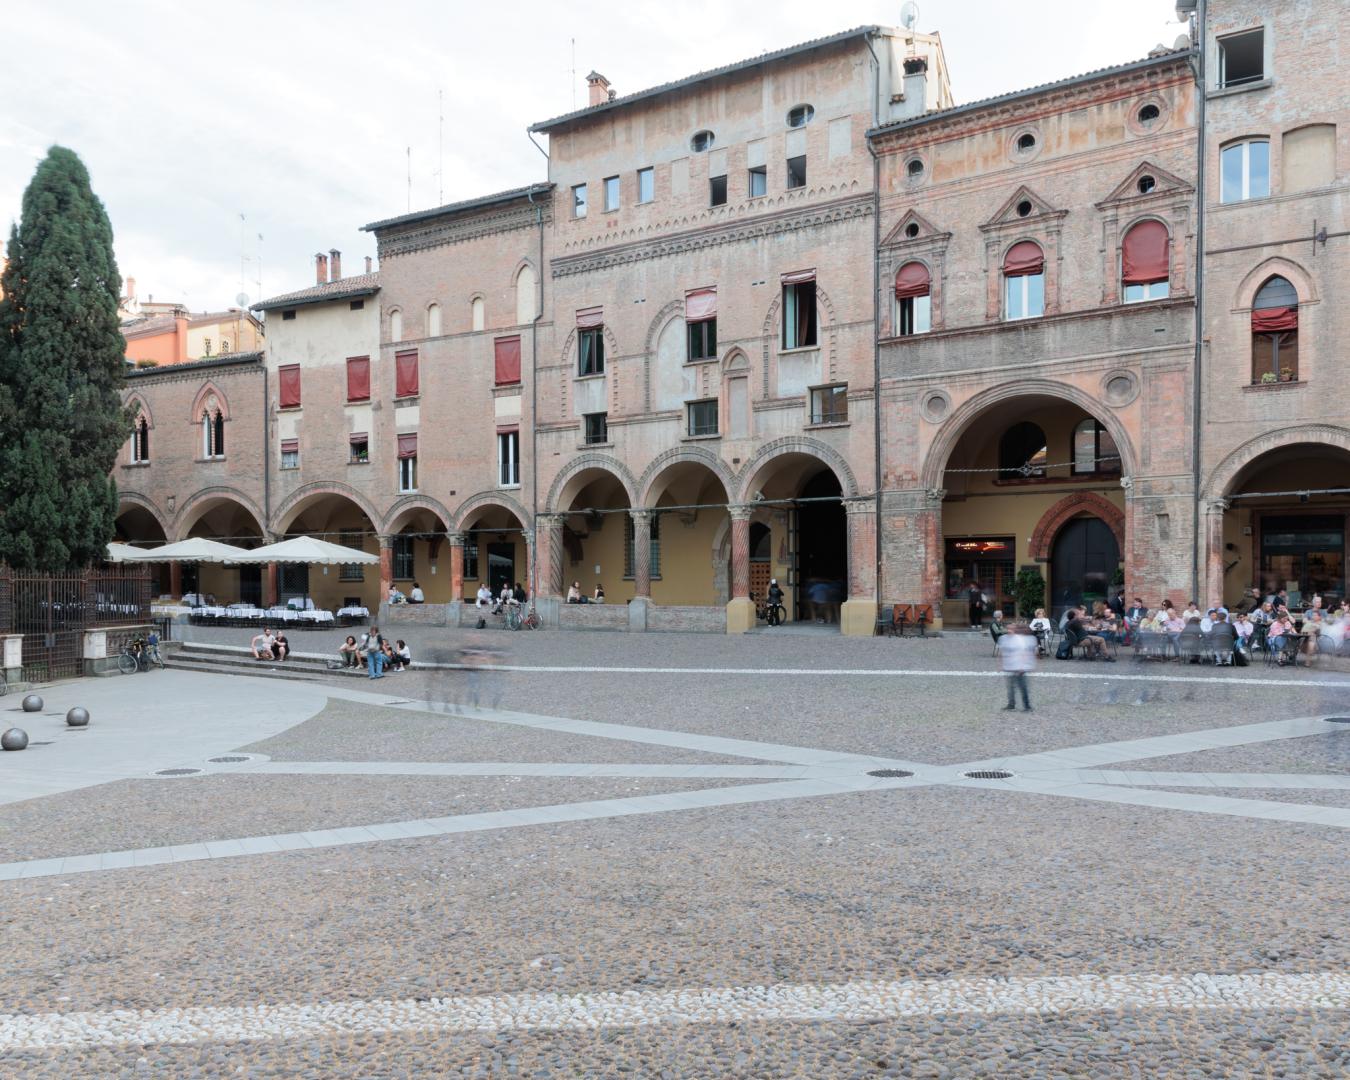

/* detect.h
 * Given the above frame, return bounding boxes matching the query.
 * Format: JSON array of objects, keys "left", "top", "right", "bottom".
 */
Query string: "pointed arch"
[
  {"left": 1028, "top": 492, "right": 1126, "bottom": 562},
  {"left": 1232, "top": 256, "right": 1319, "bottom": 310},
  {"left": 189, "top": 381, "right": 230, "bottom": 422},
  {"left": 125, "top": 392, "right": 154, "bottom": 428}
]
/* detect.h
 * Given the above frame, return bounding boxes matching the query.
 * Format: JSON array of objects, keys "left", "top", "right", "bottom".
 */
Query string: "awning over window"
[
  {"left": 781, "top": 268, "right": 816, "bottom": 285},
  {"left": 894, "top": 261, "right": 931, "bottom": 299},
  {"left": 576, "top": 306, "right": 603, "bottom": 329},
  {"left": 496, "top": 423, "right": 520, "bottom": 434},
  {"left": 494, "top": 336, "right": 522, "bottom": 385},
  {"left": 280, "top": 438, "right": 299, "bottom": 453},
  {"left": 346, "top": 356, "right": 370, "bottom": 402},
  {"left": 1251, "top": 306, "right": 1298, "bottom": 332},
  {"left": 397, "top": 433, "right": 417, "bottom": 459},
  {"left": 685, "top": 288, "right": 717, "bottom": 321},
  {"left": 349, "top": 432, "right": 368, "bottom": 445},
  {"left": 395, "top": 350, "right": 419, "bottom": 397},
  {"left": 1003, "top": 241, "right": 1044, "bottom": 277},
  {"left": 1121, "top": 220, "right": 1170, "bottom": 285},
  {"left": 278, "top": 365, "right": 301, "bottom": 408}
]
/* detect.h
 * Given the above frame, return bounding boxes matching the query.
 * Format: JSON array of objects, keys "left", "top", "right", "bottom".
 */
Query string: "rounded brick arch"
[
  {"left": 735, "top": 436, "right": 860, "bottom": 503},
  {"left": 381, "top": 494, "right": 453, "bottom": 536},
  {"left": 921, "top": 379, "right": 1137, "bottom": 490},
  {"left": 272, "top": 482, "right": 381, "bottom": 536},
  {"left": 173, "top": 486, "right": 266, "bottom": 541},
  {"left": 546, "top": 454, "right": 639, "bottom": 512},
  {"left": 116, "top": 491, "right": 171, "bottom": 538},
  {"left": 1205, "top": 423, "right": 1350, "bottom": 500},
  {"left": 1028, "top": 492, "right": 1126, "bottom": 562},
  {"left": 453, "top": 490, "right": 532, "bottom": 533},
  {"left": 638, "top": 445, "right": 736, "bottom": 507},
  {"left": 1232, "top": 255, "right": 1319, "bottom": 309}
]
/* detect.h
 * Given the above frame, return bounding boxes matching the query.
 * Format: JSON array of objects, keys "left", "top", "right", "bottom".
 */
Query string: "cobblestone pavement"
[{"left": 1, "top": 636, "right": 1348, "bottom": 1076}]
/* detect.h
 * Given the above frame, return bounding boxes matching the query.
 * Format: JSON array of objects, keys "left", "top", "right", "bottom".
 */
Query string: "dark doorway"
[
  {"left": 794, "top": 470, "right": 846, "bottom": 623},
  {"left": 238, "top": 566, "right": 263, "bottom": 607},
  {"left": 748, "top": 522, "right": 772, "bottom": 601},
  {"left": 1050, "top": 516, "right": 1120, "bottom": 617},
  {"left": 487, "top": 543, "right": 515, "bottom": 595}
]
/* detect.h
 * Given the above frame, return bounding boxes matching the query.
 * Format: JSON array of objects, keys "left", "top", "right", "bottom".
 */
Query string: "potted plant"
[
  {"left": 1279, "top": 367, "right": 1295, "bottom": 382},
  {"left": 1012, "top": 567, "right": 1046, "bottom": 619},
  {"left": 1260, "top": 371, "right": 1278, "bottom": 384}
]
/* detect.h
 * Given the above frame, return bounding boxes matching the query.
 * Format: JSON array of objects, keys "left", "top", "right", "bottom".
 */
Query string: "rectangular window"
[
  {"left": 687, "top": 398, "right": 718, "bottom": 437},
  {"left": 782, "top": 280, "right": 818, "bottom": 349},
  {"left": 349, "top": 299, "right": 364, "bottom": 310},
  {"left": 393, "top": 535, "right": 415, "bottom": 580},
  {"left": 278, "top": 364, "right": 301, "bottom": 408},
  {"left": 338, "top": 530, "right": 364, "bottom": 581},
  {"left": 897, "top": 295, "right": 932, "bottom": 336},
  {"left": 748, "top": 165, "right": 767, "bottom": 197},
  {"left": 397, "top": 433, "right": 417, "bottom": 492},
  {"left": 1218, "top": 27, "right": 1264, "bottom": 88},
  {"left": 395, "top": 350, "right": 419, "bottom": 397},
  {"left": 709, "top": 173, "right": 728, "bottom": 207},
  {"left": 1005, "top": 273, "right": 1045, "bottom": 320},
  {"left": 1072, "top": 421, "right": 1121, "bottom": 476},
  {"left": 578, "top": 327, "right": 605, "bottom": 376},
  {"left": 349, "top": 433, "right": 369, "bottom": 464},
  {"left": 280, "top": 438, "right": 299, "bottom": 469},
  {"left": 462, "top": 537, "right": 479, "bottom": 580},
  {"left": 786, "top": 155, "right": 807, "bottom": 189},
  {"left": 572, "top": 183, "right": 588, "bottom": 218},
  {"left": 203, "top": 337, "right": 212, "bottom": 356},
  {"left": 498, "top": 430, "right": 520, "bottom": 486},
  {"left": 637, "top": 167, "right": 654, "bottom": 204},
  {"left": 1252, "top": 331, "right": 1299, "bottom": 383},
  {"left": 1221, "top": 140, "right": 1270, "bottom": 203},
  {"left": 603, "top": 175, "right": 620, "bottom": 211},
  {"left": 584, "top": 412, "right": 609, "bottom": 445},
  {"left": 687, "top": 317, "right": 717, "bottom": 361},
  {"left": 1123, "top": 281, "right": 1170, "bottom": 303},
  {"left": 346, "top": 355, "right": 370, "bottom": 402},
  {"left": 809, "top": 384, "right": 848, "bottom": 425},
  {"left": 281, "top": 309, "right": 296, "bottom": 321},
  {"left": 624, "top": 515, "right": 661, "bottom": 579}
]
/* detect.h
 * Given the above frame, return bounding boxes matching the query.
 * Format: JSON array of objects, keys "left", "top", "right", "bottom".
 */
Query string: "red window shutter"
[
  {"left": 280, "top": 438, "right": 299, "bottom": 453},
  {"left": 494, "top": 336, "right": 522, "bottom": 385},
  {"left": 685, "top": 288, "right": 717, "bottom": 321},
  {"left": 1121, "top": 220, "right": 1170, "bottom": 285},
  {"left": 780, "top": 268, "right": 816, "bottom": 284},
  {"left": 346, "top": 356, "right": 370, "bottom": 401},
  {"left": 397, "top": 433, "right": 418, "bottom": 459},
  {"left": 348, "top": 432, "right": 368, "bottom": 445},
  {"left": 1003, "top": 241, "right": 1044, "bottom": 277},
  {"left": 1251, "top": 306, "right": 1298, "bottom": 332},
  {"left": 894, "top": 261, "right": 931, "bottom": 299},
  {"left": 278, "top": 365, "right": 301, "bottom": 408},
  {"left": 576, "top": 306, "right": 603, "bottom": 329},
  {"left": 395, "top": 350, "right": 419, "bottom": 397}
]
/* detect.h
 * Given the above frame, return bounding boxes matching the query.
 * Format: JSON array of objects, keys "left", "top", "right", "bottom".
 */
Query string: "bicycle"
[
  {"left": 118, "top": 641, "right": 163, "bottom": 674},
  {"left": 506, "top": 603, "right": 542, "bottom": 631},
  {"left": 752, "top": 592, "right": 786, "bottom": 627}
]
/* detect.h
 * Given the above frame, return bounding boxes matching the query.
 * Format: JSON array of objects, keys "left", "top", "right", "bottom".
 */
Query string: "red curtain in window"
[
  {"left": 1251, "top": 306, "right": 1298, "bottom": 332},
  {"left": 576, "top": 306, "right": 603, "bottom": 329},
  {"left": 346, "top": 356, "right": 370, "bottom": 401},
  {"left": 780, "top": 268, "right": 816, "bottom": 284},
  {"left": 397, "top": 433, "right": 418, "bottom": 459},
  {"left": 494, "top": 336, "right": 522, "bottom": 385},
  {"left": 496, "top": 423, "right": 520, "bottom": 434},
  {"left": 280, "top": 438, "right": 299, "bottom": 453},
  {"left": 278, "top": 365, "right": 301, "bottom": 408},
  {"left": 1121, "top": 220, "right": 1170, "bottom": 285},
  {"left": 685, "top": 288, "right": 717, "bottom": 321},
  {"left": 1003, "top": 242, "right": 1044, "bottom": 276},
  {"left": 395, "top": 350, "right": 419, "bottom": 397},
  {"left": 894, "top": 261, "right": 931, "bottom": 299}
]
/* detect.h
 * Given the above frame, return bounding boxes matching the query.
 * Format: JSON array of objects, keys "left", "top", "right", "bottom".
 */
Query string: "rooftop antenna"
[
  {"left": 406, "top": 146, "right": 412, "bottom": 212},
  {"left": 571, "top": 38, "right": 576, "bottom": 110},
  {"left": 437, "top": 89, "right": 444, "bottom": 205},
  {"left": 900, "top": 1, "right": 920, "bottom": 30}
]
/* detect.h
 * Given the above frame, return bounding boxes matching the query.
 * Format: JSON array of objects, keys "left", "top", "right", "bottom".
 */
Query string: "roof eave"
[
  {"left": 361, "top": 183, "right": 554, "bottom": 233},
  {"left": 251, "top": 285, "right": 381, "bottom": 314}
]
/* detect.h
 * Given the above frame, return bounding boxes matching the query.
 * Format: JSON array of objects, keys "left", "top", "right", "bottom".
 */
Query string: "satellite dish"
[
  {"left": 235, "top": 292, "right": 249, "bottom": 308},
  {"left": 900, "top": 1, "right": 920, "bottom": 30}
]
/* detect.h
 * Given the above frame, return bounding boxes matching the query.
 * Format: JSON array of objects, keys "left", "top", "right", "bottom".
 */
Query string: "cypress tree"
[{"left": 0, "top": 146, "right": 129, "bottom": 570}]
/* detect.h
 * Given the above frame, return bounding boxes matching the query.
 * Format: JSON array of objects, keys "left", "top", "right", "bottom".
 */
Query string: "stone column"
[
  {"left": 169, "top": 562, "right": 183, "bottom": 598},
  {"left": 725, "top": 505, "right": 755, "bottom": 633},
  {"left": 378, "top": 535, "right": 394, "bottom": 603},
  {"left": 447, "top": 532, "right": 465, "bottom": 601},
  {"left": 535, "top": 514, "right": 566, "bottom": 599},
  {"left": 1203, "top": 498, "right": 1229, "bottom": 607},
  {"left": 840, "top": 496, "right": 879, "bottom": 637},
  {"left": 876, "top": 487, "right": 946, "bottom": 631},
  {"left": 264, "top": 563, "right": 279, "bottom": 608},
  {"left": 630, "top": 510, "right": 652, "bottom": 599}
]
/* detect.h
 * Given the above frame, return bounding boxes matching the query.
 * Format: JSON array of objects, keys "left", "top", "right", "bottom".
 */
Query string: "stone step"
[
  {"left": 171, "top": 643, "right": 364, "bottom": 680},
  {"left": 167, "top": 658, "right": 330, "bottom": 682}
]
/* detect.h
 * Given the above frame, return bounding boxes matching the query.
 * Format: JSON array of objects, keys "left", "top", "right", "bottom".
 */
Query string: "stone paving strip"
[
  {"left": 230, "top": 761, "right": 822, "bottom": 780},
  {"left": 0, "top": 971, "right": 1345, "bottom": 1051}
]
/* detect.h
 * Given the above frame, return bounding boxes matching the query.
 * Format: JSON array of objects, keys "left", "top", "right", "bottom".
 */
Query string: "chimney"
[
  {"left": 364, "top": 256, "right": 373, "bottom": 274},
  {"left": 315, "top": 252, "right": 328, "bottom": 284},
  {"left": 126, "top": 276, "right": 136, "bottom": 301},
  {"left": 585, "top": 71, "right": 611, "bottom": 108},
  {"left": 329, "top": 249, "right": 341, "bottom": 282}
]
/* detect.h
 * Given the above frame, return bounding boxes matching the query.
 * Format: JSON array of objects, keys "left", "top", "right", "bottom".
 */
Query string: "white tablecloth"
[{"left": 337, "top": 606, "right": 370, "bottom": 618}]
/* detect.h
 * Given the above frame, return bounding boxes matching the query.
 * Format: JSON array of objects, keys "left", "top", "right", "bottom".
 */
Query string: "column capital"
[
  {"left": 728, "top": 504, "right": 754, "bottom": 522},
  {"left": 924, "top": 488, "right": 947, "bottom": 507},
  {"left": 1120, "top": 475, "right": 1135, "bottom": 493},
  {"left": 1205, "top": 497, "right": 1231, "bottom": 516},
  {"left": 535, "top": 513, "right": 567, "bottom": 529},
  {"left": 446, "top": 531, "right": 466, "bottom": 545},
  {"left": 629, "top": 508, "right": 654, "bottom": 523},
  {"left": 377, "top": 534, "right": 393, "bottom": 550},
  {"left": 841, "top": 495, "right": 877, "bottom": 516}
]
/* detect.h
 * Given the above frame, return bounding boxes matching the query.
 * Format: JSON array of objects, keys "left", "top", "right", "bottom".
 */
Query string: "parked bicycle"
[
  {"left": 506, "top": 603, "right": 542, "bottom": 631},
  {"left": 118, "top": 637, "right": 163, "bottom": 674},
  {"left": 752, "top": 592, "right": 786, "bottom": 627}
]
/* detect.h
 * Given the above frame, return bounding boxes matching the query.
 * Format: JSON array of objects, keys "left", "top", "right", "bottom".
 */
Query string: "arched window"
[
  {"left": 1251, "top": 275, "right": 1299, "bottom": 383},
  {"left": 1121, "top": 220, "right": 1170, "bottom": 302},
  {"left": 1002, "top": 241, "right": 1044, "bottom": 320},
  {"left": 1221, "top": 139, "right": 1270, "bottom": 203},
  {"left": 515, "top": 266, "right": 537, "bottom": 325},
  {"left": 471, "top": 296, "right": 485, "bottom": 332},
  {"left": 1071, "top": 419, "right": 1120, "bottom": 476},
  {"left": 212, "top": 409, "right": 225, "bottom": 458},
  {"left": 131, "top": 416, "right": 149, "bottom": 463},
  {"left": 998, "top": 422, "right": 1047, "bottom": 479},
  {"left": 201, "top": 413, "right": 212, "bottom": 458},
  {"left": 426, "top": 303, "right": 442, "bottom": 337},
  {"left": 389, "top": 308, "right": 403, "bottom": 343},
  {"left": 894, "top": 261, "right": 931, "bottom": 337}
]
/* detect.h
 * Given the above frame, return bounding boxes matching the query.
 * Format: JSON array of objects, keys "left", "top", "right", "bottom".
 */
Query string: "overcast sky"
[{"left": 2, "top": 0, "right": 1185, "bottom": 311}]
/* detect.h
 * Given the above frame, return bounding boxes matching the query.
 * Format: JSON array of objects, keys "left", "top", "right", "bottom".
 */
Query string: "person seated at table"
[
  {"left": 409, "top": 582, "right": 424, "bottom": 604},
  {"left": 475, "top": 583, "right": 493, "bottom": 608},
  {"left": 1067, "top": 609, "right": 1112, "bottom": 661},
  {"left": 1028, "top": 608, "right": 1053, "bottom": 655},
  {"left": 273, "top": 632, "right": 291, "bottom": 662},
  {"left": 1182, "top": 600, "right": 1202, "bottom": 621},
  {"left": 1233, "top": 612, "right": 1255, "bottom": 643},
  {"left": 1199, "top": 608, "right": 1216, "bottom": 634},
  {"left": 1178, "top": 616, "right": 1206, "bottom": 662},
  {"left": 593, "top": 583, "right": 606, "bottom": 604},
  {"left": 1125, "top": 597, "right": 1149, "bottom": 624},
  {"left": 339, "top": 635, "right": 360, "bottom": 668},
  {"left": 1208, "top": 611, "right": 1238, "bottom": 665},
  {"left": 394, "top": 639, "right": 412, "bottom": 670},
  {"left": 567, "top": 581, "right": 583, "bottom": 604},
  {"left": 988, "top": 610, "right": 1008, "bottom": 644},
  {"left": 1301, "top": 610, "right": 1326, "bottom": 661},
  {"left": 251, "top": 628, "right": 276, "bottom": 660},
  {"left": 1268, "top": 612, "right": 1295, "bottom": 665}
]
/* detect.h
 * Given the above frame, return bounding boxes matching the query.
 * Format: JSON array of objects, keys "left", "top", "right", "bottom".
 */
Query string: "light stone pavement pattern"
[{"left": 2, "top": 648, "right": 1349, "bottom": 1075}]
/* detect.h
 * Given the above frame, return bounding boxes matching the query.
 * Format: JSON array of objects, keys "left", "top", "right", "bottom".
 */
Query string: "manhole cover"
[
  {"left": 208, "top": 755, "right": 250, "bottom": 763},
  {"left": 154, "top": 768, "right": 203, "bottom": 777},
  {"left": 963, "top": 769, "right": 1014, "bottom": 780},
  {"left": 867, "top": 769, "right": 914, "bottom": 778},
  {"left": 1327, "top": 717, "right": 1350, "bottom": 724}
]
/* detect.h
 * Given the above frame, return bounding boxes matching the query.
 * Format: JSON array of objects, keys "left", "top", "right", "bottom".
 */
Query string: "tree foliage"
[
  {"left": 0, "top": 146, "right": 129, "bottom": 570},
  {"left": 1012, "top": 567, "right": 1046, "bottom": 618}
]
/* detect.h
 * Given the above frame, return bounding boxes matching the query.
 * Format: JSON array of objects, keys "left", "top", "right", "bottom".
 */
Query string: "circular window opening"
[
  {"left": 1106, "top": 375, "right": 1134, "bottom": 403},
  {"left": 690, "top": 130, "right": 715, "bottom": 153},
  {"left": 1016, "top": 200, "right": 1033, "bottom": 218},
  {"left": 1138, "top": 103, "right": 1161, "bottom": 125},
  {"left": 1017, "top": 133, "right": 1037, "bottom": 153},
  {"left": 906, "top": 158, "right": 924, "bottom": 179},
  {"left": 904, "top": 222, "right": 920, "bottom": 239},
  {"left": 1137, "top": 175, "right": 1157, "bottom": 194},
  {"left": 786, "top": 104, "right": 815, "bottom": 129}
]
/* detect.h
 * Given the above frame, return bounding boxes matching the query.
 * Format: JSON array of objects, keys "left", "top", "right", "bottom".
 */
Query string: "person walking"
[
  {"left": 998, "top": 625, "right": 1036, "bottom": 712},
  {"left": 365, "top": 625, "right": 387, "bottom": 679}
]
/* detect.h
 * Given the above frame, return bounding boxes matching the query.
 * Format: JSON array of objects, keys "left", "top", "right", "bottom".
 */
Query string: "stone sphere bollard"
[
  {"left": 66, "top": 707, "right": 90, "bottom": 728},
  {"left": 1, "top": 728, "right": 29, "bottom": 751},
  {"left": 21, "top": 694, "right": 43, "bottom": 713}
]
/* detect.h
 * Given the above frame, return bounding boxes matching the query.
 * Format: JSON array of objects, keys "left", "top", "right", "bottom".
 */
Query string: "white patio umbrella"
[
  {"left": 225, "top": 535, "right": 379, "bottom": 610},
  {"left": 106, "top": 542, "right": 154, "bottom": 562},
  {"left": 138, "top": 537, "right": 252, "bottom": 563}
]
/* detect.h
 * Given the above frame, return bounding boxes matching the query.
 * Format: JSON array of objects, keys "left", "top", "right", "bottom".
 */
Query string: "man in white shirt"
[
  {"left": 409, "top": 582, "right": 425, "bottom": 604},
  {"left": 476, "top": 583, "right": 492, "bottom": 607},
  {"left": 997, "top": 626, "right": 1037, "bottom": 712}
]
